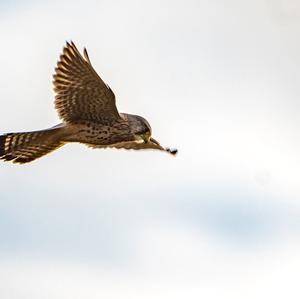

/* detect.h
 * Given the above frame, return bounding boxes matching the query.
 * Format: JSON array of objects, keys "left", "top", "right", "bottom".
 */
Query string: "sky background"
[{"left": 0, "top": 0, "right": 300, "bottom": 298}]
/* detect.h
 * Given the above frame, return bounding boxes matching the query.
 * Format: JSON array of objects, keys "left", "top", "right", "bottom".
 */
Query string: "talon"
[
  {"left": 166, "top": 148, "right": 178, "bottom": 155},
  {"left": 172, "top": 149, "right": 178, "bottom": 155}
]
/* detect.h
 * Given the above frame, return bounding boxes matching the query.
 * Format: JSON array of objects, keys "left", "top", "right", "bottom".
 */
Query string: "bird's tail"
[{"left": 0, "top": 127, "right": 65, "bottom": 164}]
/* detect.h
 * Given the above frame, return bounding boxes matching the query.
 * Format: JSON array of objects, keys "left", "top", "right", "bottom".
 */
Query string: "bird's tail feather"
[{"left": 0, "top": 127, "right": 65, "bottom": 164}]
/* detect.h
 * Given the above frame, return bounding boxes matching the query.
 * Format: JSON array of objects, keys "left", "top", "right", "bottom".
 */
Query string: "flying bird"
[{"left": 0, "top": 42, "right": 177, "bottom": 164}]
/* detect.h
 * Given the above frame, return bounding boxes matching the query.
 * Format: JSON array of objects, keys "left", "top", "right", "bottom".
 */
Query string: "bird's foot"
[{"left": 166, "top": 148, "right": 178, "bottom": 155}]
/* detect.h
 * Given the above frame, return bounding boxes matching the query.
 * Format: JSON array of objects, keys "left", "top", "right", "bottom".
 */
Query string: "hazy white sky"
[{"left": 0, "top": 0, "right": 300, "bottom": 298}]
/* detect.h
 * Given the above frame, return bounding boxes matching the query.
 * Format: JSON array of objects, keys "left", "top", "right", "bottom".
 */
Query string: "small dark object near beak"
[{"left": 166, "top": 148, "right": 178, "bottom": 155}]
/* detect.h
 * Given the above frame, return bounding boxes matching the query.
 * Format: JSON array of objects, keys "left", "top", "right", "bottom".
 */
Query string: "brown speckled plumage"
[{"left": 0, "top": 42, "right": 177, "bottom": 164}]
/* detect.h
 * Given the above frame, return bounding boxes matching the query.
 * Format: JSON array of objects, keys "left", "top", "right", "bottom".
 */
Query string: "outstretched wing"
[{"left": 53, "top": 41, "right": 120, "bottom": 123}]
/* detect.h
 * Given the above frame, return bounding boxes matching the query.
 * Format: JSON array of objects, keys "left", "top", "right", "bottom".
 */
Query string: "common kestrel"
[{"left": 0, "top": 42, "right": 177, "bottom": 164}]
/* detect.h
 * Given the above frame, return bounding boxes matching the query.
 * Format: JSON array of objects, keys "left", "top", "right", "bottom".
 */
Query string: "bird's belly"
[{"left": 62, "top": 122, "right": 131, "bottom": 146}]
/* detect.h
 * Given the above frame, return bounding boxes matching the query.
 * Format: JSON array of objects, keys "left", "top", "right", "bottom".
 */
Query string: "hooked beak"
[{"left": 141, "top": 132, "right": 151, "bottom": 143}]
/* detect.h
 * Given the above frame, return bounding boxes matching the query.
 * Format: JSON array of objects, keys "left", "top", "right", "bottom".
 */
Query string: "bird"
[{"left": 0, "top": 41, "right": 177, "bottom": 164}]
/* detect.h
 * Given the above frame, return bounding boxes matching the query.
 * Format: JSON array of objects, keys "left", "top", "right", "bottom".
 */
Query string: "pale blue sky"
[{"left": 0, "top": 0, "right": 300, "bottom": 298}]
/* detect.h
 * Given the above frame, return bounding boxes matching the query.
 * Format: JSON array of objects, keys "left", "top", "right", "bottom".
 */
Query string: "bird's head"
[
  {"left": 122, "top": 113, "right": 178, "bottom": 156},
  {"left": 126, "top": 114, "right": 152, "bottom": 143}
]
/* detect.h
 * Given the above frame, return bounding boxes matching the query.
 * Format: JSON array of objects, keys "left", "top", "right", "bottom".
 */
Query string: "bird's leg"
[{"left": 149, "top": 137, "right": 178, "bottom": 156}]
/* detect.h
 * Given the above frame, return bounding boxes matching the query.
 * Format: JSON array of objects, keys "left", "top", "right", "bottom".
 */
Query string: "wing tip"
[
  {"left": 83, "top": 47, "right": 91, "bottom": 64},
  {"left": 58, "top": 40, "right": 91, "bottom": 65}
]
